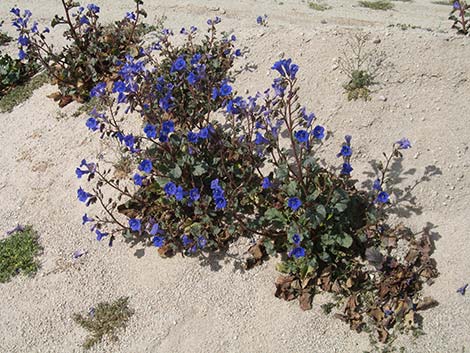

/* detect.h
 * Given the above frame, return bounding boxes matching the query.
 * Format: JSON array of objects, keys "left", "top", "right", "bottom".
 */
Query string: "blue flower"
[
  {"left": 255, "top": 132, "right": 269, "bottom": 145},
  {"left": 82, "top": 214, "right": 94, "bottom": 225},
  {"left": 457, "top": 283, "right": 468, "bottom": 295},
  {"left": 76, "top": 167, "right": 89, "bottom": 179},
  {"left": 215, "top": 197, "right": 227, "bottom": 209},
  {"left": 376, "top": 191, "right": 390, "bottom": 204},
  {"left": 162, "top": 120, "right": 175, "bottom": 134},
  {"left": 126, "top": 12, "right": 136, "bottom": 20},
  {"left": 129, "top": 218, "right": 141, "bottom": 232},
  {"left": 144, "top": 124, "right": 157, "bottom": 139},
  {"left": 189, "top": 188, "right": 200, "bottom": 202},
  {"left": 287, "top": 197, "right": 302, "bottom": 212},
  {"left": 191, "top": 53, "right": 202, "bottom": 65},
  {"left": 219, "top": 83, "right": 232, "bottom": 96},
  {"left": 187, "top": 72, "right": 198, "bottom": 85},
  {"left": 133, "top": 173, "right": 144, "bottom": 186},
  {"left": 262, "top": 177, "right": 272, "bottom": 189},
  {"left": 138, "top": 159, "right": 153, "bottom": 174},
  {"left": 271, "top": 59, "right": 298, "bottom": 79},
  {"left": 95, "top": 229, "right": 108, "bottom": 241},
  {"left": 18, "top": 35, "right": 29, "bottom": 46},
  {"left": 171, "top": 56, "right": 186, "bottom": 73},
  {"left": 164, "top": 181, "right": 177, "bottom": 196},
  {"left": 289, "top": 246, "right": 306, "bottom": 259},
  {"left": 124, "top": 134, "right": 135, "bottom": 149},
  {"left": 340, "top": 163, "right": 353, "bottom": 176},
  {"left": 18, "top": 49, "right": 27, "bottom": 60},
  {"left": 86, "top": 117, "right": 99, "bottom": 131},
  {"left": 182, "top": 234, "right": 192, "bottom": 247},
  {"left": 373, "top": 179, "right": 382, "bottom": 191},
  {"left": 187, "top": 131, "right": 199, "bottom": 143},
  {"left": 198, "top": 127, "right": 209, "bottom": 139},
  {"left": 454, "top": 1, "right": 461, "bottom": 9},
  {"left": 295, "top": 130, "right": 309, "bottom": 143},
  {"left": 234, "top": 49, "right": 242, "bottom": 57},
  {"left": 211, "top": 179, "right": 220, "bottom": 189},
  {"left": 197, "top": 236, "right": 207, "bottom": 249},
  {"left": 87, "top": 4, "right": 100, "bottom": 13},
  {"left": 79, "top": 16, "right": 90, "bottom": 25},
  {"left": 345, "top": 135, "right": 352, "bottom": 144},
  {"left": 77, "top": 187, "right": 91, "bottom": 203},
  {"left": 90, "top": 82, "right": 106, "bottom": 98},
  {"left": 312, "top": 125, "right": 325, "bottom": 139},
  {"left": 175, "top": 186, "right": 184, "bottom": 201},
  {"left": 149, "top": 223, "right": 161, "bottom": 236},
  {"left": 292, "top": 233, "right": 301, "bottom": 245},
  {"left": 338, "top": 145, "right": 352, "bottom": 157},
  {"left": 396, "top": 138, "right": 411, "bottom": 150},
  {"left": 211, "top": 87, "right": 219, "bottom": 100},
  {"left": 152, "top": 236, "right": 165, "bottom": 248}
]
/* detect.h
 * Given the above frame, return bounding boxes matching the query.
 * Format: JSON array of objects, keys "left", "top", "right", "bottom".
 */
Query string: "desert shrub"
[
  {"left": 76, "top": 18, "right": 438, "bottom": 343},
  {"left": 0, "top": 225, "right": 42, "bottom": 283},
  {"left": 10, "top": 0, "right": 151, "bottom": 106},
  {"left": 339, "top": 33, "right": 386, "bottom": 101},
  {"left": 449, "top": 0, "right": 470, "bottom": 34},
  {"left": 0, "top": 21, "right": 13, "bottom": 45},
  {"left": 73, "top": 297, "right": 134, "bottom": 349},
  {"left": 359, "top": 0, "right": 395, "bottom": 10}
]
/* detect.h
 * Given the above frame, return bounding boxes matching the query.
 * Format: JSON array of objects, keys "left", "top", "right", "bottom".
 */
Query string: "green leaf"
[
  {"left": 286, "top": 181, "right": 298, "bottom": 197},
  {"left": 264, "top": 208, "right": 286, "bottom": 223},
  {"left": 170, "top": 165, "right": 182, "bottom": 179},
  {"left": 316, "top": 204, "right": 326, "bottom": 221},
  {"left": 193, "top": 164, "right": 206, "bottom": 176},
  {"left": 337, "top": 233, "right": 353, "bottom": 248}
]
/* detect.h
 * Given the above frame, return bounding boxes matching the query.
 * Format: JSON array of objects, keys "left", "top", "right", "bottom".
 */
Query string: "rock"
[
  {"left": 278, "top": 51, "right": 285, "bottom": 59},
  {"left": 331, "top": 64, "right": 339, "bottom": 71},
  {"left": 321, "top": 19, "right": 328, "bottom": 24},
  {"left": 373, "top": 37, "right": 381, "bottom": 44},
  {"left": 378, "top": 95, "right": 387, "bottom": 102}
]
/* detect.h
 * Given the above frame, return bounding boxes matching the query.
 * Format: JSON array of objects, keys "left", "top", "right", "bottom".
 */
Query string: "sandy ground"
[{"left": 1, "top": 0, "right": 470, "bottom": 352}]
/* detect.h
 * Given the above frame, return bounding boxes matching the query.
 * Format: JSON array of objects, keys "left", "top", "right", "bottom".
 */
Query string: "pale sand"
[{"left": 0, "top": 0, "right": 469, "bottom": 352}]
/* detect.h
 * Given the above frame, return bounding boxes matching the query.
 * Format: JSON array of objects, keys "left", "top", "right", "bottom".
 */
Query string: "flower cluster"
[{"left": 450, "top": 1, "right": 470, "bottom": 35}]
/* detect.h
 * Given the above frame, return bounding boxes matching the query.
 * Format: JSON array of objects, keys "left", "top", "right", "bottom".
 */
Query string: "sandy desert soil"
[{"left": 1, "top": 0, "right": 470, "bottom": 352}]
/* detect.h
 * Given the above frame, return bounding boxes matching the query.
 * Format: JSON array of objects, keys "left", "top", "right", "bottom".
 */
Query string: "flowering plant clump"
[
  {"left": 10, "top": 0, "right": 148, "bottom": 106},
  {"left": 0, "top": 53, "right": 39, "bottom": 97},
  {"left": 76, "top": 19, "right": 438, "bottom": 342},
  {"left": 450, "top": 0, "right": 470, "bottom": 34}
]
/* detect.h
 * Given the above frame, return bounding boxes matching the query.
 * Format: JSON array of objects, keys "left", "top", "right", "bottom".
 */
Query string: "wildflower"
[
  {"left": 211, "top": 87, "right": 219, "bottom": 100},
  {"left": 295, "top": 130, "right": 309, "bottom": 143},
  {"left": 126, "top": 12, "right": 136, "bottom": 20},
  {"left": 187, "top": 72, "right": 198, "bottom": 85},
  {"left": 396, "top": 138, "right": 411, "bottom": 150},
  {"left": 75, "top": 167, "right": 89, "bottom": 179},
  {"left": 345, "top": 135, "right": 352, "bottom": 144},
  {"left": 340, "top": 162, "right": 353, "bottom": 176},
  {"left": 292, "top": 233, "right": 301, "bottom": 245},
  {"left": 454, "top": 1, "right": 461, "bottom": 10},
  {"left": 133, "top": 173, "right": 144, "bottom": 186},
  {"left": 197, "top": 236, "right": 207, "bottom": 249},
  {"left": 219, "top": 83, "right": 233, "bottom": 96},
  {"left": 18, "top": 35, "right": 29, "bottom": 46},
  {"left": 79, "top": 16, "right": 90, "bottom": 25},
  {"left": 234, "top": 49, "right": 242, "bottom": 57},
  {"left": 271, "top": 58, "right": 299, "bottom": 80},
  {"left": 198, "top": 127, "right": 210, "bottom": 139},
  {"left": 255, "top": 132, "right": 269, "bottom": 145},
  {"left": 164, "top": 181, "right": 177, "bottom": 196},
  {"left": 123, "top": 134, "right": 135, "bottom": 149},
  {"left": 289, "top": 246, "right": 306, "bottom": 259},
  {"left": 312, "top": 125, "right": 325, "bottom": 139},
  {"left": 82, "top": 214, "right": 94, "bottom": 225},
  {"left": 149, "top": 223, "right": 161, "bottom": 236},
  {"left": 85, "top": 117, "right": 99, "bottom": 131},
  {"left": 162, "top": 120, "right": 175, "bottom": 134},
  {"left": 262, "top": 177, "right": 272, "bottom": 189},
  {"left": 211, "top": 179, "right": 220, "bottom": 190},
  {"left": 215, "top": 197, "right": 227, "bottom": 209},
  {"left": 90, "top": 82, "right": 106, "bottom": 98},
  {"left": 175, "top": 186, "right": 184, "bottom": 201},
  {"left": 171, "top": 56, "right": 186, "bottom": 73},
  {"left": 187, "top": 131, "right": 199, "bottom": 144},
  {"left": 191, "top": 53, "right": 202, "bottom": 65},
  {"left": 338, "top": 145, "right": 352, "bottom": 158},
  {"left": 376, "top": 191, "right": 390, "bottom": 204},
  {"left": 189, "top": 188, "right": 200, "bottom": 202},
  {"left": 95, "top": 229, "right": 108, "bottom": 241},
  {"left": 457, "top": 283, "right": 468, "bottom": 295},
  {"left": 373, "top": 179, "right": 382, "bottom": 191},
  {"left": 18, "top": 49, "right": 27, "bottom": 60},
  {"left": 87, "top": 4, "right": 100, "bottom": 13},
  {"left": 138, "top": 159, "right": 153, "bottom": 174},
  {"left": 77, "top": 187, "right": 91, "bottom": 203},
  {"left": 288, "top": 197, "right": 302, "bottom": 212},
  {"left": 152, "top": 236, "right": 165, "bottom": 248},
  {"left": 129, "top": 218, "right": 141, "bottom": 232},
  {"left": 144, "top": 124, "right": 157, "bottom": 139}
]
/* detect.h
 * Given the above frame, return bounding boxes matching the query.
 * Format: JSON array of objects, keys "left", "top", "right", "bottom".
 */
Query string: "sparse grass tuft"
[
  {"left": 0, "top": 226, "right": 42, "bottom": 283},
  {"left": 431, "top": 0, "right": 451, "bottom": 4},
  {"left": 0, "top": 73, "right": 48, "bottom": 113},
  {"left": 73, "top": 297, "right": 134, "bottom": 350},
  {"left": 359, "top": 0, "right": 395, "bottom": 10},
  {"left": 308, "top": 1, "right": 331, "bottom": 10}
]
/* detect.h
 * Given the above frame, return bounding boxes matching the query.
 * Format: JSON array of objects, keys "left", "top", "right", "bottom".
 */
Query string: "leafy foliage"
[
  {"left": 0, "top": 226, "right": 42, "bottom": 283},
  {"left": 0, "top": 21, "right": 13, "bottom": 46},
  {"left": 449, "top": 0, "right": 470, "bottom": 34},
  {"left": 10, "top": 0, "right": 152, "bottom": 106},
  {"left": 73, "top": 297, "right": 134, "bottom": 349},
  {"left": 358, "top": 0, "right": 395, "bottom": 10},
  {"left": 75, "top": 16, "right": 437, "bottom": 343},
  {"left": 0, "top": 53, "right": 39, "bottom": 97}
]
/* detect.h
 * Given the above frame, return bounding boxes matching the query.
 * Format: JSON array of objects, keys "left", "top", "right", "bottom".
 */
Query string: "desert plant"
[
  {"left": 308, "top": 1, "right": 332, "bottom": 11},
  {"left": 359, "top": 0, "right": 395, "bottom": 10},
  {"left": 0, "top": 225, "right": 42, "bottom": 283},
  {"left": 0, "top": 53, "right": 39, "bottom": 98},
  {"left": 10, "top": 1, "right": 151, "bottom": 106},
  {"left": 73, "top": 297, "right": 134, "bottom": 349},
  {"left": 338, "top": 33, "right": 386, "bottom": 100},
  {"left": 76, "top": 18, "right": 438, "bottom": 343},
  {"left": 0, "top": 21, "right": 13, "bottom": 45},
  {"left": 449, "top": 0, "right": 470, "bottom": 34}
]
